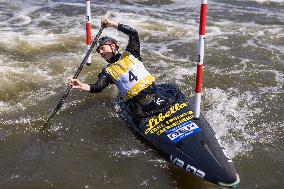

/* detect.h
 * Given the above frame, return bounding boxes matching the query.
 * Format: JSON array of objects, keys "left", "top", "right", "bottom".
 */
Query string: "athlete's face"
[{"left": 98, "top": 43, "right": 116, "bottom": 61}]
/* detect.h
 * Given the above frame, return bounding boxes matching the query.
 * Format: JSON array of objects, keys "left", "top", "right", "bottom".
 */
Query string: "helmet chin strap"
[
  {"left": 106, "top": 44, "right": 119, "bottom": 63},
  {"left": 110, "top": 45, "right": 116, "bottom": 56}
]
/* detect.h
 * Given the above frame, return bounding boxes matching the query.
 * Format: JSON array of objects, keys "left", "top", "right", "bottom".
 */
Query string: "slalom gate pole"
[
  {"left": 86, "top": 0, "right": 92, "bottom": 65},
  {"left": 194, "top": 0, "right": 207, "bottom": 119}
]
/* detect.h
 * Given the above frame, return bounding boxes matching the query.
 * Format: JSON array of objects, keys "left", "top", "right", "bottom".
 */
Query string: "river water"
[{"left": 0, "top": 0, "right": 283, "bottom": 188}]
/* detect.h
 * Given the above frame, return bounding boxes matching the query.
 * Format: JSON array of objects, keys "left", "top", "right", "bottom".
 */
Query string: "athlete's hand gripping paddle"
[{"left": 42, "top": 26, "right": 105, "bottom": 130}]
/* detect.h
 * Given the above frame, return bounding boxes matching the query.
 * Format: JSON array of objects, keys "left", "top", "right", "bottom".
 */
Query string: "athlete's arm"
[
  {"left": 117, "top": 24, "right": 142, "bottom": 61},
  {"left": 67, "top": 70, "right": 112, "bottom": 93},
  {"left": 67, "top": 78, "right": 90, "bottom": 91},
  {"left": 101, "top": 17, "right": 141, "bottom": 61},
  {"left": 89, "top": 70, "right": 112, "bottom": 93}
]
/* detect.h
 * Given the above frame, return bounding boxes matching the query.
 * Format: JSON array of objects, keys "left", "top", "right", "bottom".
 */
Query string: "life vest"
[{"left": 106, "top": 51, "right": 155, "bottom": 100}]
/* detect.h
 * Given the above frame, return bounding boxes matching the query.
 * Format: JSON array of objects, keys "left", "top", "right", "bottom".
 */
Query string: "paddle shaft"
[{"left": 43, "top": 27, "right": 104, "bottom": 127}]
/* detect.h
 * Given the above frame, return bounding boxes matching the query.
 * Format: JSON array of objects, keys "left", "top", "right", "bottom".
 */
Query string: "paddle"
[{"left": 42, "top": 26, "right": 105, "bottom": 130}]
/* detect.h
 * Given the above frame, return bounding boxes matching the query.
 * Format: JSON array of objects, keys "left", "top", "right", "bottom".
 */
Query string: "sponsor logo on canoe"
[
  {"left": 170, "top": 155, "right": 205, "bottom": 178},
  {"left": 166, "top": 121, "right": 201, "bottom": 143},
  {"left": 145, "top": 102, "right": 194, "bottom": 135}
]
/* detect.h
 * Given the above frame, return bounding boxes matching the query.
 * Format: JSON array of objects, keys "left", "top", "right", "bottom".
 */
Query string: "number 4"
[{"left": 129, "top": 71, "right": 138, "bottom": 82}]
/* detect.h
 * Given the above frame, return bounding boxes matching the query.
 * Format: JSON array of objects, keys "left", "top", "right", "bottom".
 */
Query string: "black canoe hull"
[{"left": 119, "top": 83, "right": 240, "bottom": 188}]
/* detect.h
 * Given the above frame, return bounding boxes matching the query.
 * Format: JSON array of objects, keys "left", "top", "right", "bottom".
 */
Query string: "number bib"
[{"left": 106, "top": 51, "right": 155, "bottom": 100}]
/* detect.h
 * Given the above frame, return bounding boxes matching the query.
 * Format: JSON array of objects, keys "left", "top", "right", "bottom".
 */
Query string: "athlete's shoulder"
[
  {"left": 99, "top": 67, "right": 109, "bottom": 76},
  {"left": 99, "top": 67, "right": 114, "bottom": 83}
]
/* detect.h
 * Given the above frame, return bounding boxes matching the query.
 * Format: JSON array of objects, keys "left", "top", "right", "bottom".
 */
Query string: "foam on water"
[
  {"left": 149, "top": 159, "right": 168, "bottom": 169},
  {"left": 0, "top": 56, "right": 58, "bottom": 113},
  {"left": 112, "top": 148, "right": 148, "bottom": 158},
  {"left": 0, "top": 2, "right": 283, "bottom": 189},
  {"left": 201, "top": 87, "right": 283, "bottom": 158},
  {"left": 2, "top": 116, "right": 33, "bottom": 125},
  {"left": 0, "top": 0, "right": 283, "bottom": 162},
  {"left": 0, "top": 114, "right": 47, "bottom": 137},
  {"left": 258, "top": 70, "right": 284, "bottom": 94},
  {"left": 0, "top": 101, "right": 25, "bottom": 114},
  {"left": 239, "top": 0, "right": 284, "bottom": 5},
  {"left": 242, "top": 26, "right": 284, "bottom": 55}
]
